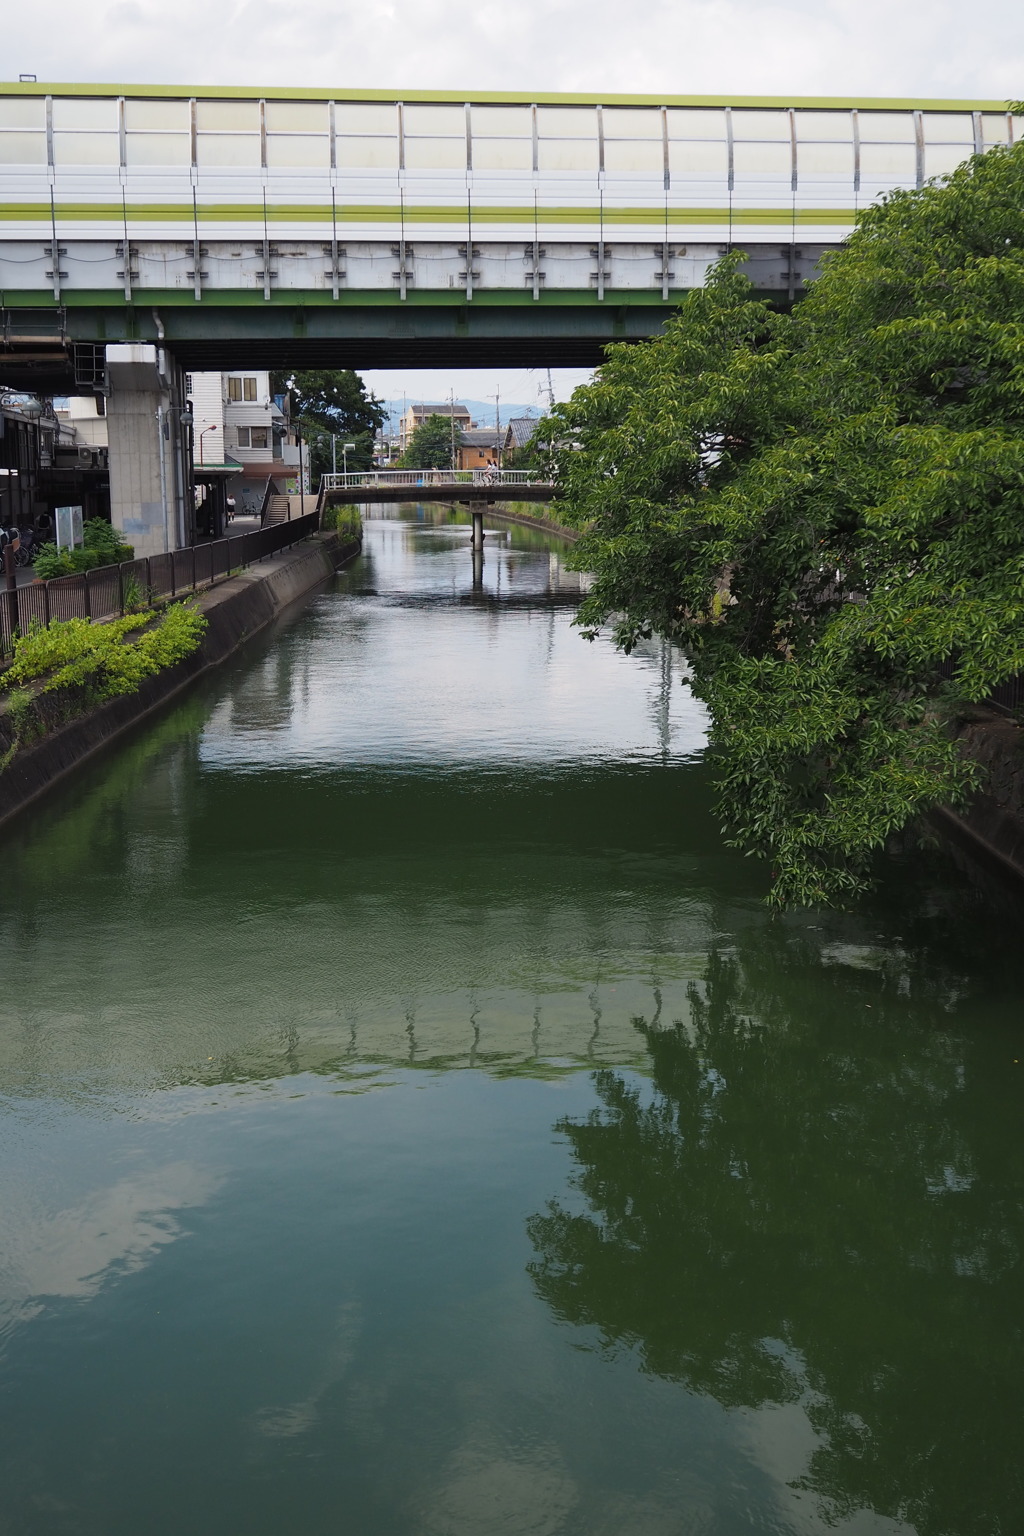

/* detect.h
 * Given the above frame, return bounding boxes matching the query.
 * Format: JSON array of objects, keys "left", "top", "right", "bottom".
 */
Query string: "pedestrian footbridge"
[
  {"left": 0, "top": 85, "right": 1017, "bottom": 378},
  {"left": 320, "top": 469, "right": 555, "bottom": 505}
]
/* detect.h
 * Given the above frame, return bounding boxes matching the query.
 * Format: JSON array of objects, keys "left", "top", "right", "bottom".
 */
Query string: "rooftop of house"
[
  {"left": 505, "top": 417, "right": 541, "bottom": 448},
  {"left": 460, "top": 427, "right": 504, "bottom": 448},
  {"left": 407, "top": 402, "right": 471, "bottom": 417}
]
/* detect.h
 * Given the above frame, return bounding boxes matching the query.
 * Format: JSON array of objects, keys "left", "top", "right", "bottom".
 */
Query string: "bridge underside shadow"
[
  {"left": 324, "top": 483, "right": 556, "bottom": 505},
  {"left": 0, "top": 301, "right": 696, "bottom": 393}
]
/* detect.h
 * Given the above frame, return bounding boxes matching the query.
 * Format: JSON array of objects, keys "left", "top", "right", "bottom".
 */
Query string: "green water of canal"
[{"left": 1, "top": 505, "right": 1022, "bottom": 1536}]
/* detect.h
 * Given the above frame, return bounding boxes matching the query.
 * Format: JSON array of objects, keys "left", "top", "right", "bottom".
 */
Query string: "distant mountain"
[{"left": 375, "top": 399, "right": 545, "bottom": 429}]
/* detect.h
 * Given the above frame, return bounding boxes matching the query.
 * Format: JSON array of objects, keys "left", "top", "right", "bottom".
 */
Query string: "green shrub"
[
  {"left": 33, "top": 518, "right": 134, "bottom": 581},
  {"left": 6, "top": 602, "right": 207, "bottom": 702},
  {"left": 32, "top": 544, "right": 74, "bottom": 579},
  {"left": 321, "top": 506, "right": 362, "bottom": 538},
  {"left": 0, "top": 685, "right": 36, "bottom": 770},
  {"left": 82, "top": 518, "right": 133, "bottom": 565}
]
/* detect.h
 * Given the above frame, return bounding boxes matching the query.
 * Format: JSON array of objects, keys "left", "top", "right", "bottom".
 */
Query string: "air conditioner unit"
[{"left": 78, "top": 446, "right": 94, "bottom": 464}]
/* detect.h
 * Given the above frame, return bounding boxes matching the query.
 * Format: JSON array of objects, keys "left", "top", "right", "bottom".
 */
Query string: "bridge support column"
[
  {"left": 471, "top": 510, "right": 484, "bottom": 550},
  {"left": 105, "top": 343, "right": 192, "bottom": 557}
]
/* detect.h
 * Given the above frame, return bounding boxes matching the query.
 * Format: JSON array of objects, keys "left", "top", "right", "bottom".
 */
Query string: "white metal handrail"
[{"left": 319, "top": 469, "right": 549, "bottom": 490}]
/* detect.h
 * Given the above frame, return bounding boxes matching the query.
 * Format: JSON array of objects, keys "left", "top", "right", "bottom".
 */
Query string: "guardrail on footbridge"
[{"left": 319, "top": 469, "right": 550, "bottom": 491}]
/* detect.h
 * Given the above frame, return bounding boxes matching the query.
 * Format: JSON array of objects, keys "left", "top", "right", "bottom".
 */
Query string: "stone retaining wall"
[{"left": 481, "top": 502, "right": 579, "bottom": 541}]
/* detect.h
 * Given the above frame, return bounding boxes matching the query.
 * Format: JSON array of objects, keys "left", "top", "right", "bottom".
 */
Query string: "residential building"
[
  {"left": 187, "top": 370, "right": 304, "bottom": 516},
  {"left": 503, "top": 417, "right": 542, "bottom": 455},
  {"left": 55, "top": 367, "right": 305, "bottom": 541},
  {"left": 375, "top": 429, "right": 401, "bottom": 467},
  {"left": 399, "top": 402, "right": 471, "bottom": 452},
  {"left": 1, "top": 397, "right": 56, "bottom": 529},
  {"left": 58, "top": 394, "right": 108, "bottom": 456},
  {"left": 457, "top": 427, "right": 504, "bottom": 471}
]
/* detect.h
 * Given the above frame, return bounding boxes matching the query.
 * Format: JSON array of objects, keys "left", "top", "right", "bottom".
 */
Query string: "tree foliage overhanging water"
[{"left": 549, "top": 135, "right": 1024, "bottom": 907}]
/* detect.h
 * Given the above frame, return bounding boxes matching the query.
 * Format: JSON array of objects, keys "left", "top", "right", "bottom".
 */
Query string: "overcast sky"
[
  {"left": 7, "top": 0, "right": 1023, "bottom": 99},
  {"left": 10, "top": 0, "right": 1021, "bottom": 404}
]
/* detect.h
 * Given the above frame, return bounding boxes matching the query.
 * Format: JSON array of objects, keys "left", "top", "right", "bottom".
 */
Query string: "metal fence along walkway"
[{"left": 0, "top": 512, "right": 320, "bottom": 657}]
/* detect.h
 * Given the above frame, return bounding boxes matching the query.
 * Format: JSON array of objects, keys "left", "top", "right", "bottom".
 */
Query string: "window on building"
[
  {"left": 228, "top": 376, "right": 259, "bottom": 402},
  {"left": 185, "top": 373, "right": 193, "bottom": 396},
  {"left": 236, "top": 426, "right": 269, "bottom": 449}
]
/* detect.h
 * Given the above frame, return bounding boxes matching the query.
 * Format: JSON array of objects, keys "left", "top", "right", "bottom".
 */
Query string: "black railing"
[
  {"left": 0, "top": 511, "right": 320, "bottom": 658},
  {"left": 259, "top": 473, "right": 281, "bottom": 527}
]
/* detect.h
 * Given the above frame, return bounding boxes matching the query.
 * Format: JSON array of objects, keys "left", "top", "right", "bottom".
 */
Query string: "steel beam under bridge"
[{"left": 60, "top": 296, "right": 744, "bottom": 371}]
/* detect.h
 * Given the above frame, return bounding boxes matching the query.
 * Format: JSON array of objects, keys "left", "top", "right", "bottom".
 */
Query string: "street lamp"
[
  {"left": 198, "top": 424, "right": 219, "bottom": 465},
  {"left": 343, "top": 441, "right": 356, "bottom": 478}
]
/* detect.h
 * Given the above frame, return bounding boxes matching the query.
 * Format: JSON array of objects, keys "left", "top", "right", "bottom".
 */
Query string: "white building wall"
[
  {"left": 223, "top": 370, "right": 278, "bottom": 462},
  {"left": 185, "top": 371, "right": 225, "bottom": 462},
  {"left": 59, "top": 395, "right": 109, "bottom": 451}
]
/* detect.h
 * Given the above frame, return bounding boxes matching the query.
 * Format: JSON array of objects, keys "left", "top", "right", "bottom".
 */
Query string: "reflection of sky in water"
[
  {"left": 0, "top": 1066, "right": 919, "bottom": 1535},
  {"left": 0, "top": 1161, "right": 221, "bottom": 1348},
  {"left": 198, "top": 513, "right": 708, "bottom": 771}
]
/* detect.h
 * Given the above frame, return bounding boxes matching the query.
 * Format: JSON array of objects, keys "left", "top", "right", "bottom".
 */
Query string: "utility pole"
[
  {"left": 545, "top": 369, "right": 556, "bottom": 483},
  {"left": 490, "top": 391, "right": 501, "bottom": 469},
  {"left": 449, "top": 387, "right": 457, "bottom": 472}
]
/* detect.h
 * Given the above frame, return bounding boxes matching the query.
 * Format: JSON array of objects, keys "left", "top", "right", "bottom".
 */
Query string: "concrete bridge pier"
[
  {"left": 471, "top": 510, "right": 484, "bottom": 551},
  {"left": 105, "top": 343, "right": 194, "bottom": 559}
]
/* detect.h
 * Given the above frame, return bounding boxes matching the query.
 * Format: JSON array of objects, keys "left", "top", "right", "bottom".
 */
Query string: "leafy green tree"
[
  {"left": 550, "top": 137, "right": 1024, "bottom": 906},
  {"left": 398, "top": 412, "right": 457, "bottom": 469},
  {"left": 270, "top": 369, "right": 384, "bottom": 484}
]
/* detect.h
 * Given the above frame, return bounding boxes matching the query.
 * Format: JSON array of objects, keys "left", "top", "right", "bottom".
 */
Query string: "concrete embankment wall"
[
  {"left": 0, "top": 532, "right": 358, "bottom": 831},
  {"left": 481, "top": 501, "right": 579, "bottom": 541}
]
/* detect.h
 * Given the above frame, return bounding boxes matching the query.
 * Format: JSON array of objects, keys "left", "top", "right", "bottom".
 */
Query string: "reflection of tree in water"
[{"left": 527, "top": 915, "right": 1024, "bottom": 1535}]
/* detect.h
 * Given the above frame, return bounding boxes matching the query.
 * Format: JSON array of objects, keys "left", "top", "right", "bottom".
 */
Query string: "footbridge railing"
[{"left": 320, "top": 470, "right": 550, "bottom": 491}]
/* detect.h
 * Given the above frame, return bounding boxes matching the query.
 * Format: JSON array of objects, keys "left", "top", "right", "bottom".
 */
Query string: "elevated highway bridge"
[
  {"left": 0, "top": 84, "right": 1015, "bottom": 557},
  {"left": 0, "top": 85, "right": 1016, "bottom": 379}
]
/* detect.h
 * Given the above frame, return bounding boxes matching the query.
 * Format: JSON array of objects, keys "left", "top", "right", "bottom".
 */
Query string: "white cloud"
[{"left": 4, "top": 0, "right": 1021, "bottom": 97}]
